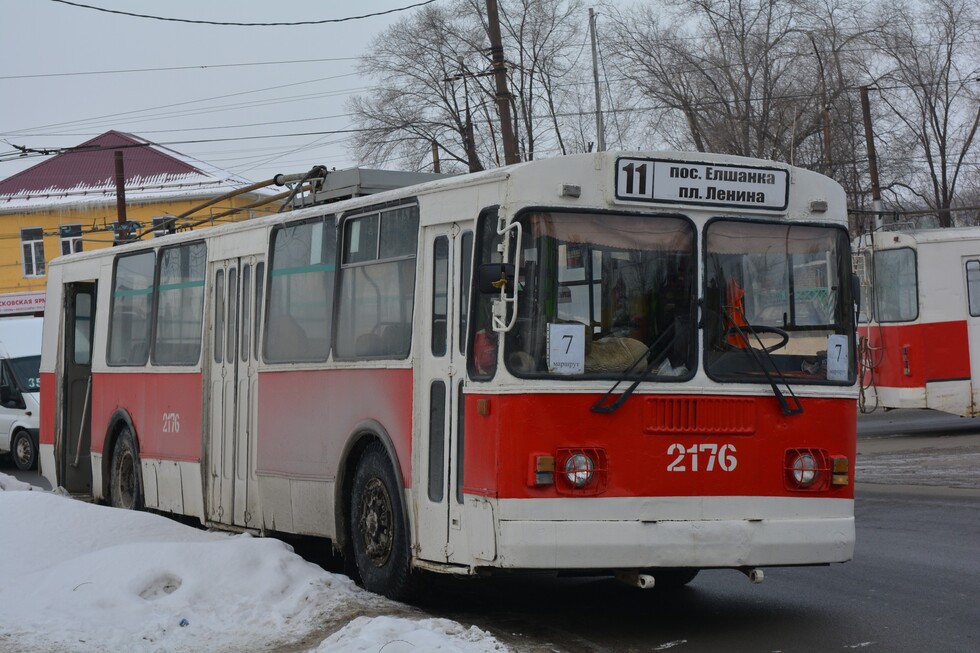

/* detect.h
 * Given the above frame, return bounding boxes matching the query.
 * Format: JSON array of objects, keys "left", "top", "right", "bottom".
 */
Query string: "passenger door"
[
  {"left": 206, "top": 256, "right": 264, "bottom": 528},
  {"left": 416, "top": 225, "right": 476, "bottom": 563},
  {"left": 60, "top": 283, "right": 95, "bottom": 494},
  {"left": 963, "top": 257, "right": 980, "bottom": 414}
]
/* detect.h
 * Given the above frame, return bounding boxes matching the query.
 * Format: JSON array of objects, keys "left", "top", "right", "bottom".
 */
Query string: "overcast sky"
[{"left": 0, "top": 0, "right": 451, "bottom": 184}]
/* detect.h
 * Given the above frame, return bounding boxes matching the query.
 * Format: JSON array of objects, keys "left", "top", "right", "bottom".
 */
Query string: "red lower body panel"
[{"left": 463, "top": 392, "right": 856, "bottom": 500}]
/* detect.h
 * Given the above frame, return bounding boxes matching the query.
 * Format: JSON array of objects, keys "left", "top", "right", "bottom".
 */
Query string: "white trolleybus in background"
[
  {"left": 855, "top": 226, "right": 980, "bottom": 416},
  {"left": 39, "top": 151, "right": 858, "bottom": 600}
]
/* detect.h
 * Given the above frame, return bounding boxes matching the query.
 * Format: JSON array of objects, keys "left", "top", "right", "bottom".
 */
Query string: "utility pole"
[
  {"left": 589, "top": 8, "right": 605, "bottom": 152},
  {"left": 113, "top": 150, "right": 133, "bottom": 244},
  {"left": 486, "top": 0, "right": 520, "bottom": 165},
  {"left": 431, "top": 141, "right": 441, "bottom": 173},
  {"left": 860, "top": 86, "right": 883, "bottom": 230},
  {"left": 458, "top": 57, "right": 483, "bottom": 172}
]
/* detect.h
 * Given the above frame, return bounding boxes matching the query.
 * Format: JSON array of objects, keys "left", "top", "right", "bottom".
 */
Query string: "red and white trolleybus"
[
  {"left": 856, "top": 225, "right": 980, "bottom": 416},
  {"left": 39, "top": 151, "right": 857, "bottom": 599}
]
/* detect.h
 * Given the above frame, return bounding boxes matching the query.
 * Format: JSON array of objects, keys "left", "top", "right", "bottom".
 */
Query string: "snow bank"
[{"left": 0, "top": 476, "right": 507, "bottom": 653}]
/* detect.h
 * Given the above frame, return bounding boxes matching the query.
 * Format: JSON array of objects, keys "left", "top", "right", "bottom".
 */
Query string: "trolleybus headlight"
[
  {"left": 784, "top": 448, "right": 832, "bottom": 491},
  {"left": 791, "top": 452, "right": 818, "bottom": 486},
  {"left": 564, "top": 452, "right": 595, "bottom": 488}
]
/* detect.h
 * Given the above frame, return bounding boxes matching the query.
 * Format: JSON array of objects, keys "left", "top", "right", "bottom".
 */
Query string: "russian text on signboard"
[{"left": 615, "top": 157, "right": 790, "bottom": 210}]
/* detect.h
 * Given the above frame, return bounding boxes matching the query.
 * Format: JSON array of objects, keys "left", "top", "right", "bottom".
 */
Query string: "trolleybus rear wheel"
[
  {"left": 350, "top": 442, "right": 413, "bottom": 600},
  {"left": 109, "top": 427, "right": 143, "bottom": 510}
]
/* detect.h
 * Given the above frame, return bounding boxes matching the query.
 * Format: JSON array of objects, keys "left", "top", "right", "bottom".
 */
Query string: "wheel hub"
[
  {"left": 359, "top": 478, "right": 393, "bottom": 567},
  {"left": 15, "top": 436, "right": 32, "bottom": 465}
]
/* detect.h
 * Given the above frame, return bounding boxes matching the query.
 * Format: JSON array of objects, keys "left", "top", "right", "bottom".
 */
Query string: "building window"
[
  {"left": 21, "top": 228, "right": 45, "bottom": 277},
  {"left": 60, "top": 224, "right": 83, "bottom": 255}
]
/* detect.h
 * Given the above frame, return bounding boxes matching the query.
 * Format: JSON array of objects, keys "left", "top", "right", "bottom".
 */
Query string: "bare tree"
[
  {"left": 349, "top": 0, "right": 591, "bottom": 172},
  {"left": 866, "top": 0, "right": 980, "bottom": 227},
  {"left": 487, "top": 0, "right": 584, "bottom": 160},
  {"left": 348, "top": 5, "right": 486, "bottom": 172},
  {"left": 605, "top": 0, "right": 876, "bottom": 187}
]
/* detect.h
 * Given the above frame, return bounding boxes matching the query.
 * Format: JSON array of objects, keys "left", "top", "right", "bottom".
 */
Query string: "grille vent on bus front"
[{"left": 642, "top": 396, "right": 757, "bottom": 435}]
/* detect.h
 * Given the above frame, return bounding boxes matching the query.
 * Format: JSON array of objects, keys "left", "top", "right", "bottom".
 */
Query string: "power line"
[
  {"left": 48, "top": 0, "right": 439, "bottom": 27},
  {"left": 0, "top": 56, "right": 361, "bottom": 81},
  {"left": 1, "top": 73, "right": 362, "bottom": 136}
]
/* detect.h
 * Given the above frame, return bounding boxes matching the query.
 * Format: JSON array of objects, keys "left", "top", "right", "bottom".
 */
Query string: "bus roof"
[{"left": 46, "top": 151, "right": 843, "bottom": 270}]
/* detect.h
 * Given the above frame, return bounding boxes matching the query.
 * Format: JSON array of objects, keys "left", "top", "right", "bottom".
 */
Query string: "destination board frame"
[{"left": 614, "top": 157, "right": 790, "bottom": 211}]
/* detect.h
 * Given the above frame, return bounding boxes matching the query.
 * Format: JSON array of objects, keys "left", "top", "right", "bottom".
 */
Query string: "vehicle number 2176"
[{"left": 666, "top": 443, "right": 737, "bottom": 472}]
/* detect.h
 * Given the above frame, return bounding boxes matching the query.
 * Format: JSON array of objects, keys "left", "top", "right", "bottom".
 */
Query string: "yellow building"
[{"left": 0, "top": 131, "right": 278, "bottom": 316}]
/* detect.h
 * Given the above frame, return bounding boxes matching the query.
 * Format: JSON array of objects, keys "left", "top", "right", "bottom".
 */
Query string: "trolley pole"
[{"left": 486, "top": 0, "right": 520, "bottom": 165}]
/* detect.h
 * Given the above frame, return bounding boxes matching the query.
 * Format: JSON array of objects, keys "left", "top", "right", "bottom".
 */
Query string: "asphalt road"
[
  {"left": 4, "top": 407, "right": 979, "bottom": 652},
  {"left": 856, "top": 408, "right": 980, "bottom": 490},
  {"left": 420, "top": 410, "right": 980, "bottom": 652}
]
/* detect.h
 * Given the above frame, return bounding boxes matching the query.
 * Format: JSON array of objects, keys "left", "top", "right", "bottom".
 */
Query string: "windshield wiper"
[
  {"left": 591, "top": 322, "right": 677, "bottom": 414},
  {"left": 721, "top": 315, "right": 804, "bottom": 417}
]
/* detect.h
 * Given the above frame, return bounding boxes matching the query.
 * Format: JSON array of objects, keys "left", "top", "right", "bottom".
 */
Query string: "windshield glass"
[
  {"left": 504, "top": 211, "right": 696, "bottom": 379},
  {"left": 703, "top": 219, "right": 854, "bottom": 384},
  {"left": 8, "top": 355, "right": 41, "bottom": 392}
]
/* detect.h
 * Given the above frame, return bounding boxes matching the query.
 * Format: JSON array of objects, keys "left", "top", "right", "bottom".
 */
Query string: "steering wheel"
[{"left": 723, "top": 325, "right": 789, "bottom": 353}]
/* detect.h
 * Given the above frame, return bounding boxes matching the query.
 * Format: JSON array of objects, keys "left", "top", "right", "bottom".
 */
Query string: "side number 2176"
[{"left": 667, "top": 443, "right": 737, "bottom": 472}]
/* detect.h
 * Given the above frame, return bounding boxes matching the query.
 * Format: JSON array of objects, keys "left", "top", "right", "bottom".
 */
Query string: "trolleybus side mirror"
[{"left": 478, "top": 263, "right": 515, "bottom": 294}]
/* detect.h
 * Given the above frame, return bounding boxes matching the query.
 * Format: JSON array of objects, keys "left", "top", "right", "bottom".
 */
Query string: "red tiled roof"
[
  {"left": 0, "top": 131, "right": 207, "bottom": 196},
  {"left": 0, "top": 131, "right": 267, "bottom": 212}
]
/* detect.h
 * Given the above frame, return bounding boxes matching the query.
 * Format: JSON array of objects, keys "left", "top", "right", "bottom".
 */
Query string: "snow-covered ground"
[{"left": 0, "top": 474, "right": 507, "bottom": 653}]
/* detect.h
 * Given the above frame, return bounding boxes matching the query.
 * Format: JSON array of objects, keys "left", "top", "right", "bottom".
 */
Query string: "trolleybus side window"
[
  {"left": 153, "top": 242, "right": 207, "bottom": 366},
  {"left": 213, "top": 270, "right": 225, "bottom": 364},
  {"left": 108, "top": 251, "right": 155, "bottom": 366},
  {"left": 431, "top": 235, "right": 449, "bottom": 356},
  {"left": 459, "top": 230, "right": 473, "bottom": 354},
  {"left": 704, "top": 219, "right": 854, "bottom": 383},
  {"left": 966, "top": 260, "right": 980, "bottom": 317},
  {"left": 873, "top": 248, "right": 917, "bottom": 322},
  {"left": 254, "top": 262, "right": 265, "bottom": 359},
  {"left": 428, "top": 380, "right": 446, "bottom": 502},
  {"left": 73, "top": 292, "right": 93, "bottom": 366},
  {"left": 503, "top": 211, "right": 696, "bottom": 379},
  {"left": 335, "top": 204, "right": 420, "bottom": 359},
  {"left": 265, "top": 216, "right": 336, "bottom": 363}
]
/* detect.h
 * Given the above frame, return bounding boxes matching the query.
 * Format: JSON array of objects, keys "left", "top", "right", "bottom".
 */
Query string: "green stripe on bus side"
[
  {"left": 113, "top": 287, "right": 154, "bottom": 298},
  {"left": 158, "top": 280, "right": 206, "bottom": 292},
  {"left": 270, "top": 263, "right": 336, "bottom": 277}
]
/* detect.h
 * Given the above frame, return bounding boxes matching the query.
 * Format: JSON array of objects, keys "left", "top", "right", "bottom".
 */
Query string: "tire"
[
  {"left": 349, "top": 442, "right": 414, "bottom": 600},
  {"left": 11, "top": 430, "right": 37, "bottom": 471},
  {"left": 109, "top": 427, "right": 143, "bottom": 510}
]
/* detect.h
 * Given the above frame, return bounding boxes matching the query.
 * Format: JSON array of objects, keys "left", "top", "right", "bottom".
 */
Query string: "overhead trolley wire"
[{"left": 48, "top": 0, "right": 440, "bottom": 27}]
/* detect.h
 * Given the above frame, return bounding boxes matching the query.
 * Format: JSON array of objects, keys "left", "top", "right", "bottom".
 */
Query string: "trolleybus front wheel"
[
  {"left": 350, "top": 442, "right": 413, "bottom": 600},
  {"left": 109, "top": 427, "right": 143, "bottom": 510}
]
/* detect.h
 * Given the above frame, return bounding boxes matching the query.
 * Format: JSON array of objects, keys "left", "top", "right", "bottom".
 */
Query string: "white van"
[{"left": 0, "top": 317, "right": 42, "bottom": 470}]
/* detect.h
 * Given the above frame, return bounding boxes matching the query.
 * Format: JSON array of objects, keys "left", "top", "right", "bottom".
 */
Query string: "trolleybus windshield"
[
  {"left": 502, "top": 211, "right": 696, "bottom": 379},
  {"left": 704, "top": 220, "right": 855, "bottom": 384}
]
